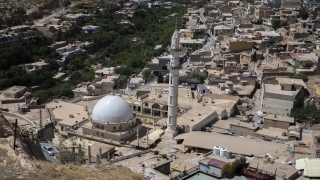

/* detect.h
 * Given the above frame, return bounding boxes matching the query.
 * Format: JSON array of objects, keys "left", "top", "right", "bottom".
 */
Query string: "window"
[
  {"left": 101, "top": 125, "right": 104, "bottom": 129},
  {"left": 101, "top": 133, "right": 104, "bottom": 137},
  {"left": 113, "top": 126, "right": 116, "bottom": 130},
  {"left": 170, "top": 76, "right": 173, "bottom": 84},
  {"left": 119, "top": 126, "right": 122, "bottom": 130},
  {"left": 97, "top": 132, "right": 99, "bottom": 136},
  {"left": 96, "top": 124, "right": 99, "bottom": 128}
]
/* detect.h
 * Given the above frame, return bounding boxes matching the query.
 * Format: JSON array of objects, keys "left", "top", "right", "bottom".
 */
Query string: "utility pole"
[
  {"left": 13, "top": 119, "right": 18, "bottom": 150},
  {"left": 39, "top": 109, "right": 43, "bottom": 140}
]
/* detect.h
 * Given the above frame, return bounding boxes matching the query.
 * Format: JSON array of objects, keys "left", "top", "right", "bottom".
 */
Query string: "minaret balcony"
[
  {"left": 170, "top": 48, "right": 182, "bottom": 52},
  {"left": 167, "top": 64, "right": 181, "bottom": 70}
]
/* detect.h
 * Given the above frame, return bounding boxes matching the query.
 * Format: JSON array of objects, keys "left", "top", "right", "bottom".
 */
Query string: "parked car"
[{"left": 41, "top": 145, "right": 56, "bottom": 156}]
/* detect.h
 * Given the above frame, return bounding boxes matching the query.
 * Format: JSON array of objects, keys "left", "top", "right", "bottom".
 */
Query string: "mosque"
[{"left": 47, "top": 92, "right": 142, "bottom": 142}]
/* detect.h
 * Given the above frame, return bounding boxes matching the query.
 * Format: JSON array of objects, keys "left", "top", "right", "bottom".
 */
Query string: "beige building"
[
  {"left": 263, "top": 114, "right": 294, "bottom": 129},
  {"left": 254, "top": 7, "right": 274, "bottom": 21},
  {"left": 214, "top": 25, "right": 233, "bottom": 37},
  {"left": 87, "top": 74, "right": 120, "bottom": 95},
  {"left": 3, "top": 86, "right": 27, "bottom": 98},
  {"left": 261, "top": 78, "right": 309, "bottom": 116}
]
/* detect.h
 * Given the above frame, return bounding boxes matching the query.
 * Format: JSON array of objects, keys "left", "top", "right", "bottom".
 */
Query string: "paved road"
[
  {"left": 202, "top": 31, "right": 215, "bottom": 51},
  {"left": 40, "top": 143, "right": 59, "bottom": 162},
  {"left": 198, "top": 8, "right": 206, "bottom": 23},
  {"left": 36, "top": 7, "right": 71, "bottom": 24}
]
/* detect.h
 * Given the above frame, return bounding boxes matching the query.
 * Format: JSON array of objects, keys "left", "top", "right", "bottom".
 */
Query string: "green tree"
[
  {"left": 56, "top": 142, "right": 85, "bottom": 165},
  {"left": 164, "top": 75, "right": 169, "bottom": 84},
  {"left": 252, "top": 51, "right": 257, "bottom": 62},
  {"left": 157, "top": 72, "right": 164, "bottom": 83},
  {"left": 292, "top": 104, "right": 320, "bottom": 126},
  {"left": 299, "top": 8, "right": 309, "bottom": 20},
  {"left": 247, "top": 29, "right": 253, "bottom": 33},
  {"left": 142, "top": 69, "right": 152, "bottom": 82},
  {"left": 293, "top": 73, "right": 308, "bottom": 82},
  {"left": 59, "top": 84, "right": 73, "bottom": 97},
  {"left": 62, "top": 0, "right": 71, "bottom": 7},
  {"left": 271, "top": 19, "right": 281, "bottom": 29}
]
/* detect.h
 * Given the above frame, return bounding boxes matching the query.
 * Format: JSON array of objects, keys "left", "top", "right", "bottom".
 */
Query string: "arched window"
[
  {"left": 113, "top": 126, "right": 116, "bottom": 130},
  {"left": 101, "top": 125, "right": 104, "bottom": 129},
  {"left": 96, "top": 124, "right": 99, "bottom": 128},
  {"left": 132, "top": 121, "right": 134, "bottom": 125},
  {"left": 97, "top": 132, "right": 99, "bottom": 136},
  {"left": 119, "top": 126, "right": 122, "bottom": 130}
]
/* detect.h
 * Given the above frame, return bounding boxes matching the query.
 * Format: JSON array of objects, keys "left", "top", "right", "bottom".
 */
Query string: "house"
[
  {"left": 261, "top": 78, "right": 309, "bottom": 116},
  {"left": 315, "top": 84, "right": 320, "bottom": 95},
  {"left": 254, "top": 7, "right": 274, "bottom": 21},
  {"left": 82, "top": 25, "right": 100, "bottom": 34},
  {"left": 198, "top": 157, "right": 240, "bottom": 178},
  {"left": 3, "top": 86, "right": 27, "bottom": 98},
  {"left": 25, "top": 60, "right": 51, "bottom": 73},
  {"left": 263, "top": 114, "right": 295, "bottom": 129},
  {"left": 229, "top": 122, "right": 259, "bottom": 137},
  {"left": 197, "top": 85, "right": 210, "bottom": 95},
  {"left": 214, "top": 25, "right": 233, "bottom": 37}
]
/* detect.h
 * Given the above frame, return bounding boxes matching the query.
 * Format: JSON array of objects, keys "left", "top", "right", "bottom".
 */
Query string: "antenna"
[{"left": 175, "top": 18, "right": 178, "bottom": 29}]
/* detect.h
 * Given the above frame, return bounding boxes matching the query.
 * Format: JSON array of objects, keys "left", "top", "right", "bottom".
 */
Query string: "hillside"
[{"left": 0, "top": 117, "right": 143, "bottom": 180}]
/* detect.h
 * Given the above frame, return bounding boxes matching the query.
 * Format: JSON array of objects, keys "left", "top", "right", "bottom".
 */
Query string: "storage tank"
[
  {"left": 226, "top": 151, "right": 232, "bottom": 159},
  {"left": 213, "top": 146, "right": 220, "bottom": 155},
  {"left": 282, "top": 131, "right": 286, "bottom": 136},
  {"left": 220, "top": 148, "right": 227, "bottom": 157},
  {"left": 225, "top": 89, "right": 231, "bottom": 95},
  {"left": 257, "top": 111, "right": 265, "bottom": 118}
]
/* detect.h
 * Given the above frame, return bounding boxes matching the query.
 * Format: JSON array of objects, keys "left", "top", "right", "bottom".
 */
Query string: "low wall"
[
  {"left": 28, "top": 105, "right": 45, "bottom": 109},
  {"left": 1, "top": 99, "right": 25, "bottom": 104},
  {"left": 109, "top": 149, "right": 151, "bottom": 163},
  {"left": 1, "top": 111, "right": 36, "bottom": 127}
]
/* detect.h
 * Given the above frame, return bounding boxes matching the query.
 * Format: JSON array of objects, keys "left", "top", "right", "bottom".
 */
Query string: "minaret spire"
[{"left": 164, "top": 28, "right": 180, "bottom": 139}]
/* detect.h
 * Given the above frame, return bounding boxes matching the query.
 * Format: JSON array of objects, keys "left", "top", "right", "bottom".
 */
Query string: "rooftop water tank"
[
  {"left": 225, "top": 89, "right": 231, "bottom": 95},
  {"left": 213, "top": 146, "right": 220, "bottom": 155},
  {"left": 220, "top": 148, "right": 227, "bottom": 157},
  {"left": 226, "top": 150, "right": 232, "bottom": 159}
]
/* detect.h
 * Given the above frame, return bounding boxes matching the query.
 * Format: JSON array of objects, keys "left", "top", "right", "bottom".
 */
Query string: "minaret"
[{"left": 164, "top": 28, "right": 180, "bottom": 139}]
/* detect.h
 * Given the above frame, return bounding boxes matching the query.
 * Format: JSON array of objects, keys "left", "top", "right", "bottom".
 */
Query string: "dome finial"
[{"left": 110, "top": 91, "right": 114, "bottom": 96}]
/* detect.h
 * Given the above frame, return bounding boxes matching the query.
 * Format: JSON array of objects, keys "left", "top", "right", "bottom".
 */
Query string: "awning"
[
  {"left": 148, "top": 130, "right": 164, "bottom": 142},
  {"left": 173, "top": 133, "right": 189, "bottom": 140},
  {"left": 279, "top": 41, "right": 289, "bottom": 45}
]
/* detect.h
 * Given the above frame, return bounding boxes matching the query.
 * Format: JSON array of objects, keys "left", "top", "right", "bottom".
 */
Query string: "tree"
[
  {"left": 142, "top": 69, "right": 152, "bottom": 82},
  {"left": 62, "top": 0, "right": 71, "bottom": 7},
  {"left": 292, "top": 104, "right": 320, "bottom": 126},
  {"left": 252, "top": 51, "right": 257, "bottom": 62},
  {"left": 56, "top": 142, "right": 85, "bottom": 165},
  {"left": 299, "top": 8, "right": 309, "bottom": 20},
  {"left": 247, "top": 29, "right": 253, "bottom": 33},
  {"left": 157, "top": 72, "right": 164, "bottom": 83},
  {"left": 271, "top": 19, "right": 281, "bottom": 29},
  {"left": 293, "top": 73, "right": 308, "bottom": 82},
  {"left": 59, "top": 84, "right": 73, "bottom": 97},
  {"left": 164, "top": 75, "right": 169, "bottom": 84}
]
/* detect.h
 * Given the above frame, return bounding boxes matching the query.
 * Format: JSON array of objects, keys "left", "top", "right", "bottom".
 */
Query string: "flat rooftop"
[
  {"left": 46, "top": 100, "right": 89, "bottom": 126},
  {"left": 183, "top": 131, "right": 288, "bottom": 158},
  {"left": 264, "top": 114, "right": 294, "bottom": 123},
  {"left": 4, "top": 86, "right": 26, "bottom": 93},
  {"left": 264, "top": 84, "right": 299, "bottom": 96}
]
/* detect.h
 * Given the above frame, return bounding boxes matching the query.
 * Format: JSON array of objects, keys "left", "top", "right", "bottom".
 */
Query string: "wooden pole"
[{"left": 13, "top": 119, "right": 18, "bottom": 150}]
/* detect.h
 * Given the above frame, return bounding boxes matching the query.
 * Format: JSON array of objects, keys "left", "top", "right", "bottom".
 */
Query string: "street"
[
  {"left": 36, "top": 7, "right": 71, "bottom": 25},
  {"left": 40, "top": 143, "right": 59, "bottom": 162},
  {"left": 198, "top": 8, "right": 206, "bottom": 23}
]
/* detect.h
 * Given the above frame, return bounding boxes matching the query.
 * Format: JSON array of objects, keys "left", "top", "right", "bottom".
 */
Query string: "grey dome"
[{"left": 92, "top": 95, "right": 133, "bottom": 123}]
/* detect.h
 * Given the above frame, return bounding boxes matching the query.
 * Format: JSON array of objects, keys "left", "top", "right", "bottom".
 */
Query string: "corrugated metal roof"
[
  {"left": 295, "top": 158, "right": 308, "bottom": 170},
  {"left": 207, "top": 158, "right": 227, "bottom": 169},
  {"left": 148, "top": 130, "right": 164, "bottom": 142},
  {"left": 182, "top": 131, "right": 287, "bottom": 158},
  {"left": 304, "top": 159, "right": 320, "bottom": 177}
]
